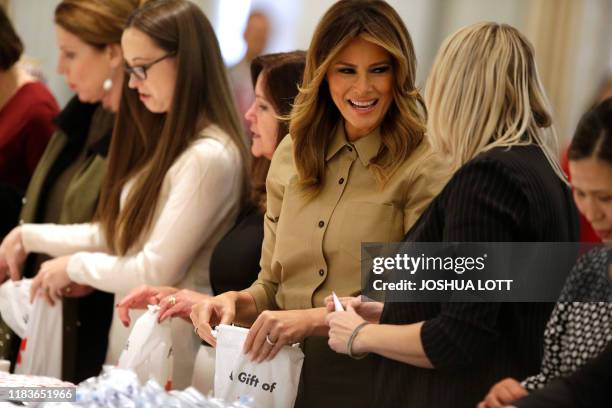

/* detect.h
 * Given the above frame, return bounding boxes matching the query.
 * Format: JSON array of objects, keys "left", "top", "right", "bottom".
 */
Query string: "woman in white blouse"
[{"left": 0, "top": 0, "right": 249, "bottom": 388}]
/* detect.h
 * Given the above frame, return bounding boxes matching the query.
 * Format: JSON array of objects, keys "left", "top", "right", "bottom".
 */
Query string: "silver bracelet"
[{"left": 347, "top": 321, "right": 369, "bottom": 360}]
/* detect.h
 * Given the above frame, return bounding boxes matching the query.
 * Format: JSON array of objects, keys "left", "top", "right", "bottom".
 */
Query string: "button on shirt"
[{"left": 245, "top": 124, "right": 449, "bottom": 312}]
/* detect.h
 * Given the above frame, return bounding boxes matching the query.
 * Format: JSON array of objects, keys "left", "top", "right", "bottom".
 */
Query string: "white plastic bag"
[
  {"left": 118, "top": 305, "right": 173, "bottom": 390},
  {"left": 192, "top": 344, "right": 215, "bottom": 395},
  {"left": 14, "top": 296, "right": 62, "bottom": 378},
  {"left": 0, "top": 279, "right": 32, "bottom": 338},
  {"left": 214, "top": 324, "right": 304, "bottom": 408}
]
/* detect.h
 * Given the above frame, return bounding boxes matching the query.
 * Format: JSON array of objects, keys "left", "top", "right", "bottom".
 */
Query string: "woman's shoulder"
[
  {"left": 467, "top": 144, "right": 545, "bottom": 175},
  {"left": 450, "top": 145, "right": 540, "bottom": 186},
  {"left": 559, "top": 247, "right": 612, "bottom": 302},
  {"left": 171, "top": 125, "right": 240, "bottom": 173},
  {"left": 15, "top": 81, "right": 57, "bottom": 104},
  {"left": 190, "top": 124, "right": 241, "bottom": 157},
  {"left": 3, "top": 81, "right": 59, "bottom": 120},
  {"left": 392, "top": 139, "right": 450, "bottom": 191},
  {"left": 273, "top": 134, "right": 294, "bottom": 161},
  {"left": 267, "top": 134, "right": 296, "bottom": 184}
]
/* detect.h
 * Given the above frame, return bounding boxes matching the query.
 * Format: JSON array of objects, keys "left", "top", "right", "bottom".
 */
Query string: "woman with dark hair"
[
  {"left": 479, "top": 98, "right": 612, "bottom": 408},
  {"left": 0, "top": 0, "right": 248, "bottom": 389},
  {"left": 191, "top": 0, "right": 447, "bottom": 405},
  {"left": 0, "top": 6, "right": 58, "bottom": 238},
  {"left": 0, "top": 0, "right": 141, "bottom": 382}
]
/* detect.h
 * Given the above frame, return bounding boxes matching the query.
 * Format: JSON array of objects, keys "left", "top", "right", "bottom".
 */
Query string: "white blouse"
[{"left": 21, "top": 124, "right": 243, "bottom": 389}]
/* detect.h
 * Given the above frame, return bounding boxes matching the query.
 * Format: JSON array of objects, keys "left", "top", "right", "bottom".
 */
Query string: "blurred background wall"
[{"left": 4, "top": 0, "right": 611, "bottom": 144}]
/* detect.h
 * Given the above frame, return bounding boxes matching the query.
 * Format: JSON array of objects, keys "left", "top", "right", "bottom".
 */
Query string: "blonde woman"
[
  {"left": 326, "top": 22, "right": 579, "bottom": 407},
  {"left": 191, "top": 0, "right": 447, "bottom": 405}
]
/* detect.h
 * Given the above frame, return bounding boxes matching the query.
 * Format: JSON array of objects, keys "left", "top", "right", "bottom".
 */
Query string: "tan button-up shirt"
[{"left": 245, "top": 124, "right": 448, "bottom": 311}]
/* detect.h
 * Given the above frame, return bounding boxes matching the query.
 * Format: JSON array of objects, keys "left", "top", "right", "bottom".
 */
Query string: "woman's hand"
[
  {"left": 243, "top": 308, "right": 322, "bottom": 363},
  {"left": 326, "top": 303, "right": 368, "bottom": 355},
  {"left": 477, "top": 378, "right": 528, "bottom": 408},
  {"left": 324, "top": 295, "right": 383, "bottom": 323},
  {"left": 0, "top": 226, "right": 27, "bottom": 282},
  {"left": 157, "top": 289, "right": 210, "bottom": 322},
  {"left": 116, "top": 285, "right": 178, "bottom": 326},
  {"left": 190, "top": 291, "right": 239, "bottom": 347},
  {"left": 29, "top": 256, "right": 73, "bottom": 305}
]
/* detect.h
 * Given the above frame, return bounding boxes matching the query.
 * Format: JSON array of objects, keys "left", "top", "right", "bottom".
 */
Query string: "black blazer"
[{"left": 374, "top": 144, "right": 580, "bottom": 408}]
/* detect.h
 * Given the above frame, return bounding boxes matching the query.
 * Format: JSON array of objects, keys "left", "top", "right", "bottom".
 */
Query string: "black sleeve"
[
  {"left": 420, "top": 158, "right": 529, "bottom": 368},
  {"left": 514, "top": 340, "right": 612, "bottom": 408},
  {"left": 0, "top": 183, "right": 22, "bottom": 238}
]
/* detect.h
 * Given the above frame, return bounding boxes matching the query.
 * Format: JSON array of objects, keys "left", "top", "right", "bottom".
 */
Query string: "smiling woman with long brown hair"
[
  {"left": 191, "top": 0, "right": 448, "bottom": 405},
  {"left": 0, "top": 0, "right": 249, "bottom": 389}
]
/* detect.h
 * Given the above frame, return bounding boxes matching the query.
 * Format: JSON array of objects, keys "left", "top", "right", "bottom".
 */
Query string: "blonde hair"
[
  {"left": 290, "top": 0, "right": 426, "bottom": 195},
  {"left": 425, "top": 22, "right": 565, "bottom": 180}
]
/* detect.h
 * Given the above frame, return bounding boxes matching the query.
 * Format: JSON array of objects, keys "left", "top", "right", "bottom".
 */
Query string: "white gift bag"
[
  {"left": 214, "top": 324, "right": 304, "bottom": 408},
  {"left": 118, "top": 305, "right": 173, "bottom": 390},
  {"left": 14, "top": 296, "right": 62, "bottom": 378},
  {"left": 0, "top": 279, "right": 32, "bottom": 338}
]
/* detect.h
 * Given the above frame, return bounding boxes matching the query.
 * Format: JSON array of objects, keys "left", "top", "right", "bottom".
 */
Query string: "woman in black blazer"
[{"left": 325, "top": 22, "right": 579, "bottom": 407}]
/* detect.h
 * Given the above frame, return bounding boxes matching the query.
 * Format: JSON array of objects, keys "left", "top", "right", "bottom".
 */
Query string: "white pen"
[{"left": 332, "top": 291, "right": 344, "bottom": 312}]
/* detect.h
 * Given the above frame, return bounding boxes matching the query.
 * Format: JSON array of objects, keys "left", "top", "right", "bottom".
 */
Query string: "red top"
[
  {"left": 561, "top": 146, "right": 601, "bottom": 243},
  {"left": 0, "top": 81, "right": 59, "bottom": 192}
]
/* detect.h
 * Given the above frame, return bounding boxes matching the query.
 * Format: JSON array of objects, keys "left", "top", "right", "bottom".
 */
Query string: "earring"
[{"left": 102, "top": 78, "right": 113, "bottom": 92}]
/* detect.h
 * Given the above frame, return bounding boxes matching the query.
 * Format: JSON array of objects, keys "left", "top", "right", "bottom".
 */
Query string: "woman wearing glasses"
[
  {"left": 0, "top": 0, "right": 249, "bottom": 389},
  {"left": 0, "top": 0, "right": 143, "bottom": 383}
]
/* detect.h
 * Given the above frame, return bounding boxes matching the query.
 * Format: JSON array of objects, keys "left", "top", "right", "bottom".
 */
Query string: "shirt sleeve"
[
  {"left": 66, "top": 139, "right": 241, "bottom": 293},
  {"left": 420, "top": 158, "right": 529, "bottom": 368},
  {"left": 22, "top": 223, "right": 107, "bottom": 257},
  {"left": 243, "top": 137, "right": 293, "bottom": 312},
  {"left": 522, "top": 302, "right": 569, "bottom": 390}
]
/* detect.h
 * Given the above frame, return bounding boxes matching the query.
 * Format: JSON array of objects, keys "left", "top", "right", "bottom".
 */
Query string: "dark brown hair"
[
  {"left": 289, "top": 0, "right": 426, "bottom": 195},
  {"left": 0, "top": 6, "right": 23, "bottom": 70},
  {"left": 569, "top": 97, "right": 612, "bottom": 164},
  {"left": 249, "top": 51, "right": 306, "bottom": 211},
  {"left": 97, "top": 0, "right": 249, "bottom": 254},
  {"left": 54, "top": 0, "right": 146, "bottom": 49}
]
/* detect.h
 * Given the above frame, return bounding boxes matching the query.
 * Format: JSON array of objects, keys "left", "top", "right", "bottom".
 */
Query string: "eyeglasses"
[{"left": 124, "top": 52, "right": 175, "bottom": 81}]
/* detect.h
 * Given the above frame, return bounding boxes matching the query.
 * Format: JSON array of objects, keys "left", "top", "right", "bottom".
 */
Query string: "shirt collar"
[{"left": 325, "top": 122, "right": 381, "bottom": 166}]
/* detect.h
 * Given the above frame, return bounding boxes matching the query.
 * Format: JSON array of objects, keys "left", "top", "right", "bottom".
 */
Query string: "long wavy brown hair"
[
  {"left": 97, "top": 0, "right": 249, "bottom": 254},
  {"left": 289, "top": 0, "right": 426, "bottom": 195},
  {"left": 249, "top": 51, "right": 306, "bottom": 212}
]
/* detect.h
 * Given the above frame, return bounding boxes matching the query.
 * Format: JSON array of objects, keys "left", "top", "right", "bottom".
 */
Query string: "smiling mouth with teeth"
[{"left": 349, "top": 99, "right": 378, "bottom": 108}]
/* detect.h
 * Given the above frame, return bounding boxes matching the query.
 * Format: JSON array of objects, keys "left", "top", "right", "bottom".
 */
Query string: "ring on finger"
[
  {"left": 168, "top": 296, "right": 177, "bottom": 306},
  {"left": 265, "top": 334, "right": 277, "bottom": 346}
]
